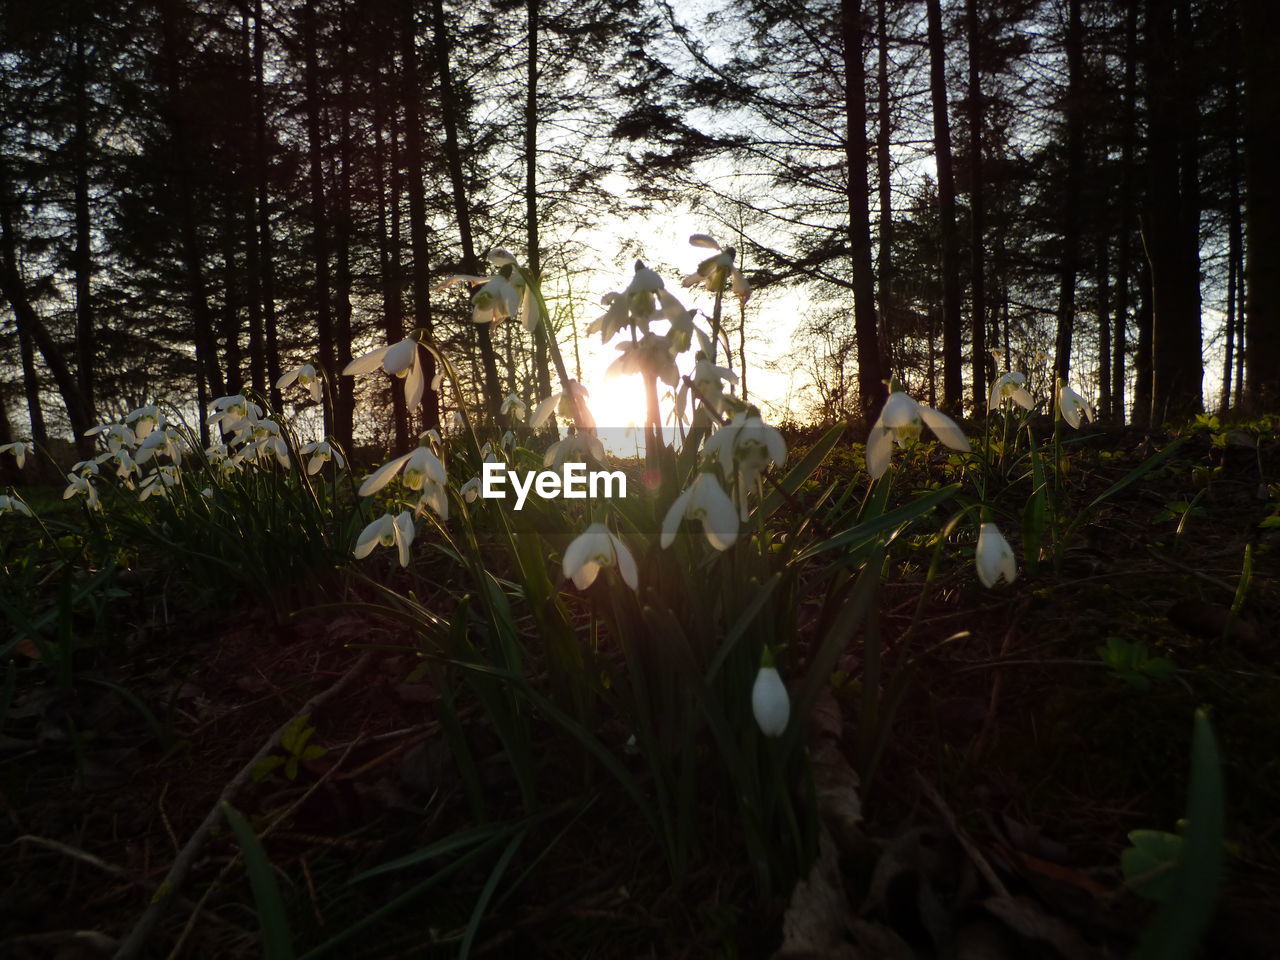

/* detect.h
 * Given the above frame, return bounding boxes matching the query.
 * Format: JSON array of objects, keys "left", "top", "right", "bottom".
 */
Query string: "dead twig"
[{"left": 112, "top": 652, "right": 372, "bottom": 960}]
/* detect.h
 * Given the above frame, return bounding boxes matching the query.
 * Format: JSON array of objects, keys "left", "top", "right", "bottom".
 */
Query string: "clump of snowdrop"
[
  {"left": 501, "top": 393, "right": 528, "bottom": 422},
  {"left": 0, "top": 493, "right": 32, "bottom": 517},
  {"left": 300, "top": 441, "right": 344, "bottom": 476},
  {"left": 63, "top": 473, "right": 101, "bottom": 511},
  {"left": 866, "top": 391, "right": 970, "bottom": 480},
  {"left": 562, "top": 522, "right": 639, "bottom": 591},
  {"left": 683, "top": 234, "right": 750, "bottom": 305}
]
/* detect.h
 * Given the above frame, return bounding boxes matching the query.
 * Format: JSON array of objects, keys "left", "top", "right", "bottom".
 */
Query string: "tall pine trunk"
[
  {"left": 965, "top": 0, "right": 986, "bottom": 409},
  {"left": 401, "top": 0, "right": 441, "bottom": 430},
  {"left": 1112, "top": 0, "right": 1139, "bottom": 423},
  {"left": 1053, "top": 0, "right": 1083, "bottom": 384},
  {"left": 302, "top": 0, "right": 334, "bottom": 436},
  {"left": 875, "top": 0, "right": 894, "bottom": 374},
  {"left": 71, "top": 25, "right": 95, "bottom": 432},
  {"left": 373, "top": 64, "right": 410, "bottom": 451},
  {"left": 333, "top": 3, "right": 355, "bottom": 452},
  {"left": 840, "top": 0, "right": 883, "bottom": 423},
  {"left": 925, "top": 0, "right": 963, "bottom": 414},
  {"left": 253, "top": 0, "right": 281, "bottom": 410},
  {"left": 525, "top": 0, "right": 554, "bottom": 412}
]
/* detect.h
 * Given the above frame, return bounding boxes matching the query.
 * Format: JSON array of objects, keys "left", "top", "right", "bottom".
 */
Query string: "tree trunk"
[
  {"left": 0, "top": 175, "right": 91, "bottom": 443},
  {"left": 253, "top": 0, "right": 280, "bottom": 410},
  {"left": 401, "top": 0, "right": 442, "bottom": 430},
  {"left": 220, "top": 194, "right": 244, "bottom": 395},
  {"left": 159, "top": 0, "right": 222, "bottom": 442},
  {"left": 1112, "top": 0, "right": 1139, "bottom": 424},
  {"left": 430, "top": 0, "right": 503, "bottom": 418},
  {"left": 1053, "top": 0, "right": 1083, "bottom": 384},
  {"left": 965, "top": 0, "right": 986, "bottom": 411},
  {"left": 1145, "top": 0, "right": 1203, "bottom": 423},
  {"left": 71, "top": 25, "right": 95, "bottom": 430},
  {"left": 302, "top": 0, "right": 334, "bottom": 437},
  {"left": 372, "top": 66, "right": 410, "bottom": 452},
  {"left": 1133, "top": 258, "right": 1153, "bottom": 425},
  {"left": 925, "top": 0, "right": 963, "bottom": 414},
  {"left": 1097, "top": 234, "right": 1111, "bottom": 420},
  {"left": 333, "top": 2, "right": 355, "bottom": 453},
  {"left": 875, "top": 0, "right": 894, "bottom": 374},
  {"left": 840, "top": 0, "right": 883, "bottom": 424},
  {"left": 525, "top": 0, "right": 554, "bottom": 413},
  {"left": 1242, "top": 0, "right": 1280, "bottom": 409}
]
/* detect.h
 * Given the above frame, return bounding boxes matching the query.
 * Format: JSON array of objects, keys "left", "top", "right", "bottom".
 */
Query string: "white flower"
[
  {"left": 471, "top": 275, "right": 520, "bottom": 326},
  {"left": 71, "top": 458, "right": 100, "bottom": 477},
  {"left": 703, "top": 411, "right": 786, "bottom": 480},
  {"left": 134, "top": 427, "right": 184, "bottom": 466},
  {"left": 501, "top": 393, "right": 528, "bottom": 422},
  {"left": 85, "top": 423, "right": 135, "bottom": 452},
  {"left": 1057, "top": 383, "right": 1094, "bottom": 429},
  {"left": 358, "top": 445, "right": 446, "bottom": 498},
  {"left": 682, "top": 234, "right": 750, "bottom": 305},
  {"left": 63, "top": 473, "right": 101, "bottom": 510},
  {"left": 865, "top": 392, "right": 971, "bottom": 480},
  {"left": 751, "top": 664, "right": 790, "bottom": 737},
  {"left": 543, "top": 433, "right": 606, "bottom": 470},
  {"left": 606, "top": 333, "right": 679, "bottom": 387},
  {"left": 0, "top": 440, "right": 32, "bottom": 469},
  {"left": 354, "top": 511, "right": 416, "bottom": 567},
  {"left": 530, "top": 381, "right": 593, "bottom": 430},
  {"left": 277, "top": 363, "right": 323, "bottom": 403},
  {"left": 0, "top": 494, "right": 32, "bottom": 517},
  {"left": 344, "top": 338, "right": 433, "bottom": 409},
  {"left": 987, "top": 372, "right": 1034, "bottom": 412},
  {"left": 562, "top": 522, "right": 639, "bottom": 591},
  {"left": 660, "top": 472, "right": 739, "bottom": 551},
  {"left": 125, "top": 405, "right": 163, "bottom": 439},
  {"left": 588, "top": 261, "right": 667, "bottom": 339},
  {"left": 300, "top": 440, "right": 345, "bottom": 475},
  {"left": 975, "top": 522, "right": 1017, "bottom": 588},
  {"left": 461, "top": 477, "right": 482, "bottom": 502},
  {"left": 678, "top": 357, "right": 739, "bottom": 416},
  {"left": 208, "top": 395, "right": 261, "bottom": 435}
]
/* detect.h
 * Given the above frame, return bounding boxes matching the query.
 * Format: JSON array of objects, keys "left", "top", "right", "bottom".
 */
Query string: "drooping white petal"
[
  {"left": 344, "top": 344, "right": 392, "bottom": 376},
  {"left": 917, "top": 404, "right": 971, "bottom": 453},
  {"left": 660, "top": 487, "right": 694, "bottom": 548},
  {"left": 689, "top": 233, "right": 721, "bottom": 250},
  {"left": 393, "top": 511, "right": 416, "bottom": 567},
  {"left": 530, "top": 394, "right": 559, "bottom": 429},
  {"left": 975, "top": 522, "right": 1017, "bottom": 588},
  {"left": 358, "top": 452, "right": 414, "bottom": 497},
  {"left": 383, "top": 338, "right": 417, "bottom": 375},
  {"left": 404, "top": 351, "right": 425, "bottom": 409},
  {"left": 354, "top": 514, "right": 391, "bottom": 558},
  {"left": 610, "top": 533, "right": 639, "bottom": 591},
  {"left": 866, "top": 425, "right": 893, "bottom": 479},
  {"left": 692, "top": 473, "right": 739, "bottom": 551}
]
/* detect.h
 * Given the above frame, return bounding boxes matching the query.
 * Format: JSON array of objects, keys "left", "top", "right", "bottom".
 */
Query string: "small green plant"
[
  {"left": 252, "top": 713, "right": 327, "bottom": 782},
  {"left": 1097, "top": 637, "right": 1175, "bottom": 690}
]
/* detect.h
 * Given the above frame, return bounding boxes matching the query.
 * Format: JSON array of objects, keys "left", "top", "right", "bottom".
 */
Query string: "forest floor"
[{"left": 2, "top": 420, "right": 1278, "bottom": 959}]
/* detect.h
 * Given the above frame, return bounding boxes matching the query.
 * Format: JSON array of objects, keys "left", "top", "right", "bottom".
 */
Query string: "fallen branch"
[{"left": 112, "top": 652, "right": 372, "bottom": 960}]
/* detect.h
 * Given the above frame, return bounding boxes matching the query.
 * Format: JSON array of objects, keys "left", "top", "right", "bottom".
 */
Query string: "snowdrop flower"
[
  {"left": 354, "top": 511, "right": 416, "bottom": 567},
  {"left": 460, "top": 477, "right": 482, "bottom": 502},
  {"left": 751, "top": 654, "right": 789, "bottom": 738},
  {"left": 358, "top": 446, "right": 445, "bottom": 498},
  {"left": 678, "top": 357, "right": 739, "bottom": 416},
  {"left": 1057, "top": 383, "right": 1094, "bottom": 429},
  {"left": 277, "top": 363, "right": 323, "bottom": 403},
  {"left": 415, "top": 483, "right": 449, "bottom": 522},
  {"left": 975, "top": 522, "right": 1017, "bottom": 588},
  {"left": 683, "top": 234, "right": 751, "bottom": 305},
  {"left": 866, "top": 391, "right": 971, "bottom": 480},
  {"left": 344, "top": 337, "right": 436, "bottom": 409},
  {"left": 208, "top": 395, "right": 261, "bottom": 435},
  {"left": 0, "top": 494, "right": 32, "bottom": 517},
  {"left": 138, "top": 472, "right": 171, "bottom": 502},
  {"left": 562, "top": 522, "right": 639, "bottom": 591},
  {"left": 84, "top": 423, "right": 135, "bottom": 453},
  {"left": 530, "top": 381, "right": 594, "bottom": 430},
  {"left": 704, "top": 411, "right": 787, "bottom": 518},
  {"left": 134, "top": 427, "right": 184, "bottom": 466},
  {"left": 300, "top": 440, "right": 345, "bottom": 475},
  {"left": 0, "top": 441, "right": 32, "bottom": 469},
  {"left": 471, "top": 275, "right": 520, "bottom": 326},
  {"left": 500, "top": 430, "right": 516, "bottom": 450},
  {"left": 661, "top": 472, "right": 739, "bottom": 550},
  {"left": 607, "top": 333, "right": 679, "bottom": 387},
  {"left": 71, "top": 458, "right": 101, "bottom": 477},
  {"left": 543, "top": 433, "right": 606, "bottom": 470},
  {"left": 589, "top": 261, "right": 667, "bottom": 340},
  {"left": 125, "top": 405, "right": 163, "bottom": 439},
  {"left": 988, "top": 372, "right": 1034, "bottom": 412},
  {"left": 501, "top": 393, "right": 528, "bottom": 422},
  {"left": 63, "top": 473, "right": 101, "bottom": 510}
]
